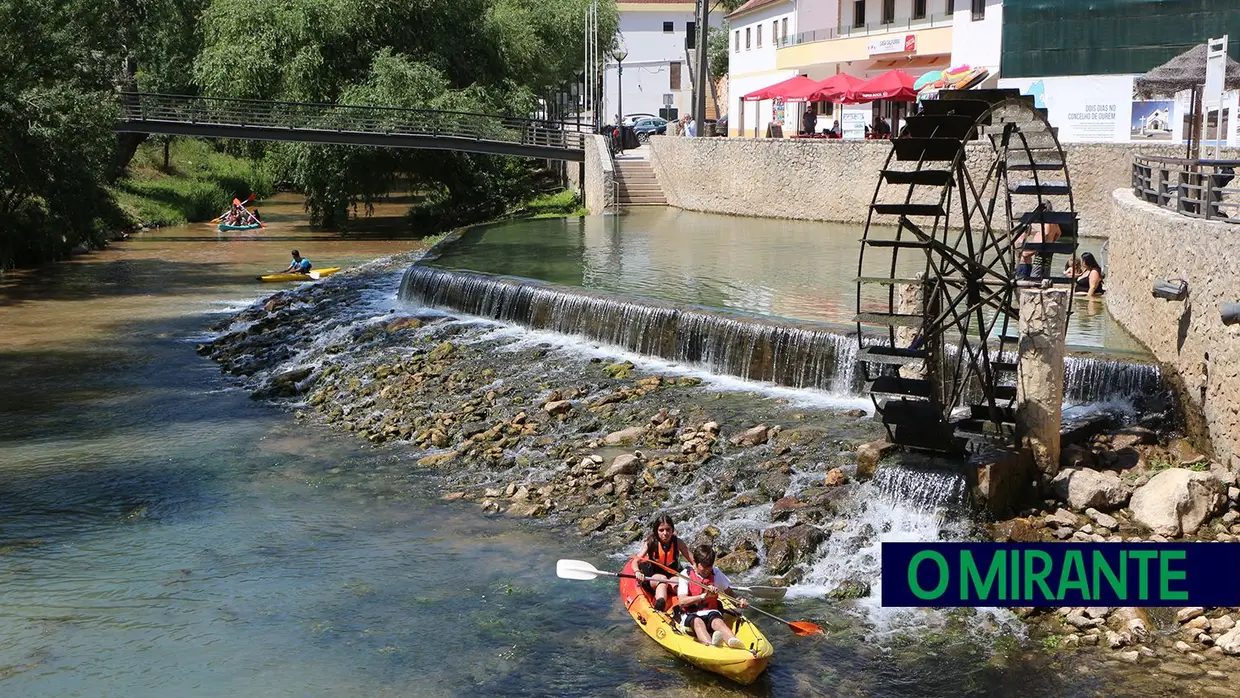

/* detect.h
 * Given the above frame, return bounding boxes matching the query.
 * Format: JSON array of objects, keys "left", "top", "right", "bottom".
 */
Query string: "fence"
[{"left": 1132, "top": 154, "right": 1240, "bottom": 223}]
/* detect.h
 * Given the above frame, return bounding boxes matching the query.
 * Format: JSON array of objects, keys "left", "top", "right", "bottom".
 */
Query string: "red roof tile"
[{"left": 725, "top": 0, "right": 787, "bottom": 20}]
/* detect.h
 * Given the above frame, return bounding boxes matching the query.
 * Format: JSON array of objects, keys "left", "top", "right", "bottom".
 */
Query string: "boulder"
[
  {"left": 761, "top": 524, "right": 827, "bottom": 574},
  {"left": 1060, "top": 444, "right": 1095, "bottom": 469},
  {"left": 543, "top": 400, "right": 574, "bottom": 416},
  {"left": 1109, "top": 426, "right": 1157, "bottom": 451},
  {"left": 856, "top": 440, "right": 897, "bottom": 480},
  {"left": 603, "top": 425, "right": 646, "bottom": 446},
  {"left": 824, "top": 468, "right": 848, "bottom": 486},
  {"left": 604, "top": 454, "right": 640, "bottom": 479},
  {"left": 757, "top": 470, "right": 792, "bottom": 500},
  {"left": 770, "top": 497, "right": 808, "bottom": 522},
  {"left": 716, "top": 549, "right": 759, "bottom": 574},
  {"left": 1216, "top": 627, "right": 1240, "bottom": 655},
  {"left": 826, "top": 579, "right": 871, "bottom": 600},
  {"left": 1129, "top": 469, "right": 1226, "bottom": 537},
  {"left": 730, "top": 424, "right": 770, "bottom": 447},
  {"left": 1051, "top": 467, "right": 1130, "bottom": 511},
  {"left": 385, "top": 317, "right": 422, "bottom": 333}
]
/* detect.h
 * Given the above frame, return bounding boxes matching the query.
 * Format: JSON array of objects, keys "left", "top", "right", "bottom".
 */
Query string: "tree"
[{"left": 709, "top": 21, "right": 730, "bottom": 83}]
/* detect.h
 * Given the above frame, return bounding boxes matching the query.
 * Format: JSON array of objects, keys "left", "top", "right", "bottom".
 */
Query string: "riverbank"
[{"left": 196, "top": 240, "right": 1240, "bottom": 693}]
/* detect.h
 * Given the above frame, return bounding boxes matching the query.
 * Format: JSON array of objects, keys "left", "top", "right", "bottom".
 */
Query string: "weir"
[{"left": 398, "top": 265, "right": 1167, "bottom": 408}]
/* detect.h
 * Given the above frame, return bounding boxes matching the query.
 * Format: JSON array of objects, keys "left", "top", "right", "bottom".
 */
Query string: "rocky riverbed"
[{"left": 198, "top": 250, "right": 1240, "bottom": 693}]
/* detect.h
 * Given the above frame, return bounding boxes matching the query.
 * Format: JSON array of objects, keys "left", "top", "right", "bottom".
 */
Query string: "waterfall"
[
  {"left": 1063, "top": 355, "right": 1164, "bottom": 405},
  {"left": 400, "top": 265, "right": 862, "bottom": 394}
]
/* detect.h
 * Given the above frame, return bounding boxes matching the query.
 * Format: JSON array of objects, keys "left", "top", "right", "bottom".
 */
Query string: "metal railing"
[
  {"left": 1132, "top": 154, "right": 1240, "bottom": 223},
  {"left": 780, "top": 12, "right": 952, "bottom": 47},
  {"left": 116, "top": 92, "right": 587, "bottom": 156}
]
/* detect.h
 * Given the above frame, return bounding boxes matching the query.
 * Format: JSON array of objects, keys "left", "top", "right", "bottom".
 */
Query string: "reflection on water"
[{"left": 428, "top": 208, "right": 1145, "bottom": 354}]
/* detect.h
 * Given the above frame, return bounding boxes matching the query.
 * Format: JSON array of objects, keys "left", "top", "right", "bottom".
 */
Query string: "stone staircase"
[{"left": 614, "top": 159, "right": 667, "bottom": 206}]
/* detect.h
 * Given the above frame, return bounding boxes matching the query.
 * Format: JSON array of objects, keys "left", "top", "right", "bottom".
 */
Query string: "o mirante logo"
[{"left": 881, "top": 542, "right": 1240, "bottom": 607}]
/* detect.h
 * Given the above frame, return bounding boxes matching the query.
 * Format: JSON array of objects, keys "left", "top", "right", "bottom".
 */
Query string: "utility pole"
[{"left": 693, "top": 0, "right": 709, "bottom": 138}]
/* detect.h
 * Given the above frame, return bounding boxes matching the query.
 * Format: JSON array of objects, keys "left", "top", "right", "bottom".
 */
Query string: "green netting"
[{"left": 1001, "top": 0, "right": 1240, "bottom": 78}]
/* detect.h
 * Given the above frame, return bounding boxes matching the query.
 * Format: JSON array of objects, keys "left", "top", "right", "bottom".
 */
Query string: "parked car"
[
  {"left": 714, "top": 114, "right": 728, "bottom": 136},
  {"left": 633, "top": 117, "right": 668, "bottom": 141},
  {"left": 621, "top": 113, "right": 657, "bottom": 127}
]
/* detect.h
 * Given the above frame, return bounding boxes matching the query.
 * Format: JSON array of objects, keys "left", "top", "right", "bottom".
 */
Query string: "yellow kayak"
[
  {"left": 256, "top": 267, "right": 341, "bottom": 283},
  {"left": 619, "top": 557, "right": 773, "bottom": 685}
]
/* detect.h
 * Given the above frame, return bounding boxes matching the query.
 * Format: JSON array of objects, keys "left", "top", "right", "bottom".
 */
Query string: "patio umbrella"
[
  {"left": 742, "top": 75, "right": 815, "bottom": 101},
  {"left": 848, "top": 69, "right": 918, "bottom": 103},
  {"left": 1134, "top": 42, "right": 1240, "bottom": 158},
  {"left": 782, "top": 73, "right": 867, "bottom": 103}
]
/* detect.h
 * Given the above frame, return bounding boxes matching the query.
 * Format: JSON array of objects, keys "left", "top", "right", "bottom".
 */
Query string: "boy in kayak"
[
  {"left": 677, "top": 544, "right": 748, "bottom": 648},
  {"left": 634, "top": 514, "right": 696, "bottom": 613},
  {"left": 281, "top": 250, "right": 312, "bottom": 275}
]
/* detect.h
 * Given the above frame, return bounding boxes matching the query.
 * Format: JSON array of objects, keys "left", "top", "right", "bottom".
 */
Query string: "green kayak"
[{"left": 217, "top": 222, "right": 262, "bottom": 232}]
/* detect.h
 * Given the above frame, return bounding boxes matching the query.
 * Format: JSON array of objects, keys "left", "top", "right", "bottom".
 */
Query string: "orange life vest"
[
  {"left": 646, "top": 537, "right": 680, "bottom": 570},
  {"left": 683, "top": 567, "right": 722, "bottom": 612}
]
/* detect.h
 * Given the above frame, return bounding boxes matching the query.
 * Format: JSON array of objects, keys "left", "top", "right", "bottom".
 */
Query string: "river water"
[{"left": 0, "top": 196, "right": 1154, "bottom": 696}]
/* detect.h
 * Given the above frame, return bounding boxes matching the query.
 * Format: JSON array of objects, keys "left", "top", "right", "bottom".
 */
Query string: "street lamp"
[{"left": 613, "top": 38, "right": 628, "bottom": 153}]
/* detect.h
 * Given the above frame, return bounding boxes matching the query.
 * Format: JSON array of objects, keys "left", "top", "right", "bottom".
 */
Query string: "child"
[
  {"left": 677, "top": 544, "right": 748, "bottom": 648},
  {"left": 634, "top": 514, "right": 695, "bottom": 613}
]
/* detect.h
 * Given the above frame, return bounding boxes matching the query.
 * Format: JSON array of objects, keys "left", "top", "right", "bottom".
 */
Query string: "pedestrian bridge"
[{"left": 116, "top": 93, "right": 586, "bottom": 162}]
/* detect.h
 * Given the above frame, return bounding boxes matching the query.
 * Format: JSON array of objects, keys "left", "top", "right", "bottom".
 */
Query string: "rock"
[
  {"left": 1045, "top": 508, "right": 1080, "bottom": 528},
  {"left": 730, "top": 424, "right": 770, "bottom": 447},
  {"left": 1051, "top": 467, "right": 1130, "bottom": 511},
  {"left": 427, "top": 341, "right": 456, "bottom": 361},
  {"left": 506, "top": 501, "right": 545, "bottom": 517},
  {"left": 761, "top": 524, "right": 827, "bottom": 574},
  {"left": 418, "top": 451, "right": 457, "bottom": 467},
  {"left": 543, "top": 400, "right": 574, "bottom": 416},
  {"left": 1229, "top": 486, "right": 1239, "bottom": 502},
  {"left": 1085, "top": 508, "right": 1119, "bottom": 531},
  {"left": 716, "top": 549, "right": 758, "bottom": 574},
  {"left": 1065, "top": 613, "right": 1097, "bottom": 630},
  {"left": 1109, "top": 426, "right": 1157, "bottom": 450},
  {"left": 824, "top": 468, "right": 848, "bottom": 486},
  {"left": 1060, "top": 443, "right": 1095, "bottom": 468},
  {"left": 826, "top": 579, "right": 871, "bottom": 600},
  {"left": 1215, "top": 627, "right": 1240, "bottom": 655},
  {"left": 1117, "top": 650, "right": 1140, "bottom": 663},
  {"left": 757, "top": 470, "right": 792, "bottom": 500},
  {"left": 856, "top": 440, "right": 897, "bottom": 480},
  {"left": 385, "top": 317, "right": 422, "bottom": 333},
  {"left": 1177, "top": 607, "right": 1205, "bottom": 623},
  {"left": 602, "top": 361, "right": 634, "bottom": 379},
  {"left": 604, "top": 454, "right": 640, "bottom": 478},
  {"left": 603, "top": 425, "right": 646, "bottom": 445},
  {"left": 1105, "top": 630, "right": 1130, "bottom": 648},
  {"left": 1212, "top": 614, "right": 1236, "bottom": 633},
  {"left": 441, "top": 491, "right": 467, "bottom": 501},
  {"left": 992, "top": 518, "right": 1042, "bottom": 543},
  {"left": 1130, "top": 469, "right": 1226, "bottom": 537},
  {"left": 1174, "top": 640, "right": 1192, "bottom": 653},
  {"left": 1159, "top": 662, "right": 1202, "bottom": 677},
  {"left": 1185, "top": 616, "right": 1211, "bottom": 632},
  {"left": 770, "top": 497, "right": 808, "bottom": 522}
]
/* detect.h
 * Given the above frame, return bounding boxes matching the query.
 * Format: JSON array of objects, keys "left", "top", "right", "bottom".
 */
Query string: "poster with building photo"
[{"left": 1131, "top": 100, "right": 1174, "bottom": 140}]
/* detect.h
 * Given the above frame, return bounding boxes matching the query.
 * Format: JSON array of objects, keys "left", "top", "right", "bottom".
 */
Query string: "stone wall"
[
  {"left": 646, "top": 136, "right": 1237, "bottom": 237},
  {"left": 582, "top": 134, "right": 614, "bottom": 215},
  {"left": 1107, "top": 189, "right": 1240, "bottom": 465}
]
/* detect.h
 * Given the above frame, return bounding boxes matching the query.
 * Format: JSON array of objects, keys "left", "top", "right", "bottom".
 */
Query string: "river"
[{"left": 0, "top": 196, "right": 1163, "bottom": 696}]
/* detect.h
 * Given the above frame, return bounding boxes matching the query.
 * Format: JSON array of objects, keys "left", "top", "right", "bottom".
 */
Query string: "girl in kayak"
[
  {"left": 634, "top": 514, "right": 695, "bottom": 613},
  {"left": 678, "top": 544, "right": 749, "bottom": 648}
]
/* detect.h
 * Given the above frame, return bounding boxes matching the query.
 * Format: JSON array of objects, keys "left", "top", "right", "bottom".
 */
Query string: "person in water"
[
  {"left": 251, "top": 208, "right": 261, "bottom": 222},
  {"left": 633, "top": 514, "right": 696, "bottom": 613},
  {"left": 281, "top": 250, "right": 312, "bottom": 274},
  {"left": 1014, "top": 200, "right": 1062, "bottom": 279},
  {"left": 1075, "top": 251, "right": 1105, "bottom": 297},
  {"left": 677, "top": 544, "right": 748, "bottom": 649}
]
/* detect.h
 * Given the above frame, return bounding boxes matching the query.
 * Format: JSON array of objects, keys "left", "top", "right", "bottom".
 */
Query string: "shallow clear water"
[
  {"left": 428, "top": 208, "right": 1146, "bottom": 355},
  {"left": 0, "top": 200, "right": 1144, "bottom": 696}
]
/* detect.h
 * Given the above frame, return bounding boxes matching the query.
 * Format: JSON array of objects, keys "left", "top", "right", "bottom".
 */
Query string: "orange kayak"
[{"left": 618, "top": 556, "right": 773, "bottom": 685}]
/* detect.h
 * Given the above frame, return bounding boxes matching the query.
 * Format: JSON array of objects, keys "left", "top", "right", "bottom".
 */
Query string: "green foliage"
[
  {"left": 112, "top": 139, "right": 276, "bottom": 227},
  {"left": 709, "top": 22, "right": 730, "bottom": 83},
  {"left": 514, "top": 190, "right": 586, "bottom": 218}
]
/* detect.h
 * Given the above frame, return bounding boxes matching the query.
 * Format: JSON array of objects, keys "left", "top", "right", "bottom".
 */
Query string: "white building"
[
  {"left": 726, "top": 0, "right": 798, "bottom": 138},
  {"left": 602, "top": 1, "right": 724, "bottom": 126}
]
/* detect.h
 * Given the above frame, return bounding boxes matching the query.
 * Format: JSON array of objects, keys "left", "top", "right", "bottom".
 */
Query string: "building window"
[
  {"left": 686, "top": 21, "right": 696, "bottom": 49},
  {"left": 853, "top": 0, "right": 865, "bottom": 28},
  {"left": 670, "top": 62, "right": 682, "bottom": 90},
  {"left": 758, "top": 24, "right": 764, "bottom": 48},
  {"left": 745, "top": 27, "right": 751, "bottom": 50},
  {"left": 781, "top": 18, "right": 788, "bottom": 42},
  {"left": 772, "top": 21, "right": 778, "bottom": 46},
  {"left": 972, "top": 0, "right": 985, "bottom": 21},
  {"left": 663, "top": 21, "right": 673, "bottom": 33},
  {"left": 947, "top": 0, "right": 955, "bottom": 12},
  {"left": 913, "top": 0, "right": 926, "bottom": 20},
  {"left": 734, "top": 30, "right": 740, "bottom": 52},
  {"left": 882, "top": 0, "right": 895, "bottom": 24}
]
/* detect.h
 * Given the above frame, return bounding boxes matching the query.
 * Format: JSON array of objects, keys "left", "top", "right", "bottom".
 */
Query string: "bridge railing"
[
  {"left": 1132, "top": 153, "right": 1240, "bottom": 223},
  {"left": 118, "top": 92, "right": 586, "bottom": 152}
]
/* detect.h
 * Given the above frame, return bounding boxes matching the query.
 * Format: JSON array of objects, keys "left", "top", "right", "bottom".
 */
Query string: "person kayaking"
[
  {"left": 280, "top": 250, "right": 312, "bottom": 275},
  {"left": 633, "top": 515, "right": 696, "bottom": 613},
  {"left": 677, "top": 544, "right": 748, "bottom": 648}
]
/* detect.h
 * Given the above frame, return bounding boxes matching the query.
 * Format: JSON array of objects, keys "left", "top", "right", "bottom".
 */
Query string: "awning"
[
  {"left": 847, "top": 69, "right": 918, "bottom": 103},
  {"left": 782, "top": 73, "right": 868, "bottom": 103},
  {"left": 742, "top": 75, "right": 815, "bottom": 102}
]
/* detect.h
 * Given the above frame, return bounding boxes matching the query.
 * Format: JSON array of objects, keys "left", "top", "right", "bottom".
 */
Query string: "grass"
[
  {"left": 110, "top": 139, "right": 276, "bottom": 228},
  {"left": 1147, "top": 457, "right": 1209, "bottom": 474},
  {"left": 510, "top": 189, "right": 586, "bottom": 219}
]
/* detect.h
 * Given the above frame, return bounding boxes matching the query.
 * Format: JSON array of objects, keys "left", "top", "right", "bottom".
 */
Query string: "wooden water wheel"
[{"left": 854, "top": 89, "right": 1078, "bottom": 455}]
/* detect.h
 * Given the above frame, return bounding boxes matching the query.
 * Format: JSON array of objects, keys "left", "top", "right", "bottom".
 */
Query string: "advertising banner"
[
  {"left": 841, "top": 106, "right": 869, "bottom": 139},
  {"left": 998, "top": 75, "right": 1135, "bottom": 142}
]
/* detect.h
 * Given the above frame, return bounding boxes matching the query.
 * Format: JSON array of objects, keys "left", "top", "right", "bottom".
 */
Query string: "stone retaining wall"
[
  {"left": 583, "top": 135, "right": 614, "bottom": 215},
  {"left": 646, "top": 137, "right": 1236, "bottom": 237},
  {"left": 1107, "top": 189, "right": 1240, "bottom": 465}
]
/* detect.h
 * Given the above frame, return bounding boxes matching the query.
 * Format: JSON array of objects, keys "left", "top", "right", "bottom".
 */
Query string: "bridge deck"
[{"left": 116, "top": 93, "right": 586, "bottom": 162}]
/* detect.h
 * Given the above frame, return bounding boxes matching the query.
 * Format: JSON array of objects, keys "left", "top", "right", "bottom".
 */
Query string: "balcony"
[{"left": 781, "top": 12, "right": 952, "bottom": 47}]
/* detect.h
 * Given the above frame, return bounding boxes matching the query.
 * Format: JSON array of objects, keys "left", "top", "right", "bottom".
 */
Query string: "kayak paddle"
[
  {"left": 556, "top": 559, "right": 788, "bottom": 601},
  {"left": 643, "top": 558, "right": 826, "bottom": 637}
]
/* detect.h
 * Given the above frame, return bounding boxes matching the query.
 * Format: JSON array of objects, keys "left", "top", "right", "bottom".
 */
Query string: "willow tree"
[{"left": 194, "top": 0, "right": 618, "bottom": 228}]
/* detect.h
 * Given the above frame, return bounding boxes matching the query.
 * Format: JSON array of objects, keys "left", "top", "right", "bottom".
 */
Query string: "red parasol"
[
  {"left": 742, "top": 75, "right": 816, "bottom": 101},
  {"left": 847, "top": 70, "right": 918, "bottom": 103},
  {"left": 783, "top": 73, "right": 869, "bottom": 103}
]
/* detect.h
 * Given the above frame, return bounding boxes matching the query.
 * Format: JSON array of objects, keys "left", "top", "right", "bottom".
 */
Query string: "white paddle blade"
[
  {"left": 556, "top": 559, "right": 604, "bottom": 581},
  {"left": 741, "top": 585, "right": 789, "bottom": 601},
  {"left": 308, "top": 271, "right": 321, "bottom": 280}
]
